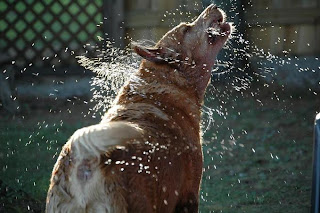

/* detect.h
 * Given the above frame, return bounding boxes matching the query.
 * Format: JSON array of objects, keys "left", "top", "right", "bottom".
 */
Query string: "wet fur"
[{"left": 46, "top": 5, "right": 230, "bottom": 213}]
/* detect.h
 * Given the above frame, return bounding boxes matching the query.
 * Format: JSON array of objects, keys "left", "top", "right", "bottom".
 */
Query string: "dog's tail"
[
  {"left": 46, "top": 121, "right": 143, "bottom": 213},
  {"left": 70, "top": 121, "right": 143, "bottom": 159}
]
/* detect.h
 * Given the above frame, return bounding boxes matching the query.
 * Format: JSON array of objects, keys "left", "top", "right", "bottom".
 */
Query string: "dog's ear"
[{"left": 131, "top": 42, "right": 165, "bottom": 63}]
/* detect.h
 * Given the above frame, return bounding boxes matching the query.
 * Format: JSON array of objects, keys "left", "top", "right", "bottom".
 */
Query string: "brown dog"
[{"left": 46, "top": 4, "right": 231, "bottom": 213}]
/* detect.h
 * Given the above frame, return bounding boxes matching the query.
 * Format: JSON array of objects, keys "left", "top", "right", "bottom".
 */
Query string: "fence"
[
  {"left": 244, "top": 0, "right": 320, "bottom": 56},
  {"left": 0, "top": 0, "right": 202, "bottom": 75},
  {"left": 0, "top": 0, "right": 104, "bottom": 72},
  {"left": 2, "top": 0, "right": 319, "bottom": 74},
  {"left": 124, "top": 0, "right": 201, "bottom": 44}
]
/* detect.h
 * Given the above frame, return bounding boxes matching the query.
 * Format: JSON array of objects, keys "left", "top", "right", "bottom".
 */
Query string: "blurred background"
[{"left": 0, "top": 0, "right": 319, "bottom": 212}]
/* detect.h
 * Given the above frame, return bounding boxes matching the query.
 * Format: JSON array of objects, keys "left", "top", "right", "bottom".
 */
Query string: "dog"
[{"left": 46, "top": 4, "right": 231, "bottom": 213}]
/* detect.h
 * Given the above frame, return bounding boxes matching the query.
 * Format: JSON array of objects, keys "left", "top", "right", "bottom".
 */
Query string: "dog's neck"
[{"left": 184, "top": 64, "right": 212, "bottom": 101}]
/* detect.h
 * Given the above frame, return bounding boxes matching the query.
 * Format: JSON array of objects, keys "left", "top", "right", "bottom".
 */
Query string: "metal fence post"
[{"left": 311, "top": 113, "right": 320, "bottom": 213}]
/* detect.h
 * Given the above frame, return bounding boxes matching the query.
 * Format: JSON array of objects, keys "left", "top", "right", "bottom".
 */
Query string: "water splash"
[{"left": 77, "top": 40, "right": 139, "bottom": 116}]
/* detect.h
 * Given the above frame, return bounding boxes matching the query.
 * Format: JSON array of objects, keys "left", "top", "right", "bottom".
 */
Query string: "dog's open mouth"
[{"left": 206, "top": 20, "right": 231, "bottom": 44}]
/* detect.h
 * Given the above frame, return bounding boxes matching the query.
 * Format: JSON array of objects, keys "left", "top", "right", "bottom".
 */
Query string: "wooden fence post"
[
  {"left": 0, "top": 54, "right": 19, "bottom": 114},
  {"left": 103, "top": 0, "right": 125, "bottom": 48}
]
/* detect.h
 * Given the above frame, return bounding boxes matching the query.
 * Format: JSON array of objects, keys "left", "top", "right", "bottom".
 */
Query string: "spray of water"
[
  {"left": 76, "top": 40, "right": 139, "bottom": 117},
  {"left": 1, "top": 1, "right": 318, "bottom": 211}
]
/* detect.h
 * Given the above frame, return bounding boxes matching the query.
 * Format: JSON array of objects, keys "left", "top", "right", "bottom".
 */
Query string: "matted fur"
[{"left": 46, "top": 4, "right": 232, "bottom": 213}]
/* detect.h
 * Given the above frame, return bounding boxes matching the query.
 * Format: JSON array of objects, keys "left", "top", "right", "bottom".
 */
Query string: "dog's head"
[{"left": 132, "top": 4, "right": 232, "bottom": 72}]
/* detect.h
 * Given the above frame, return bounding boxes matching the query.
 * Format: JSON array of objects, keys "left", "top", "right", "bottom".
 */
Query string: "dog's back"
[{"left": 102, "top": 61, "right": 204, "bottom": 212}]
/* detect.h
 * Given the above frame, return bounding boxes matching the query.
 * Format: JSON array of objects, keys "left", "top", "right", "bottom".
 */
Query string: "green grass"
[
  {"left": 0, "top": 121, "right": 81, "bottom": 212},
  {"left": 0, "top": 90, "right": 318, "bottom": 212},
  {"left": 199, "top": 89, "right": 316, "bottom": 212}
]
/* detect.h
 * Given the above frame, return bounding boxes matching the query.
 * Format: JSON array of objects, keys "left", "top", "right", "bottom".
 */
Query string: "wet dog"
[{"left": 46, "top": 4, "right": 231, "bottom": 213}]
